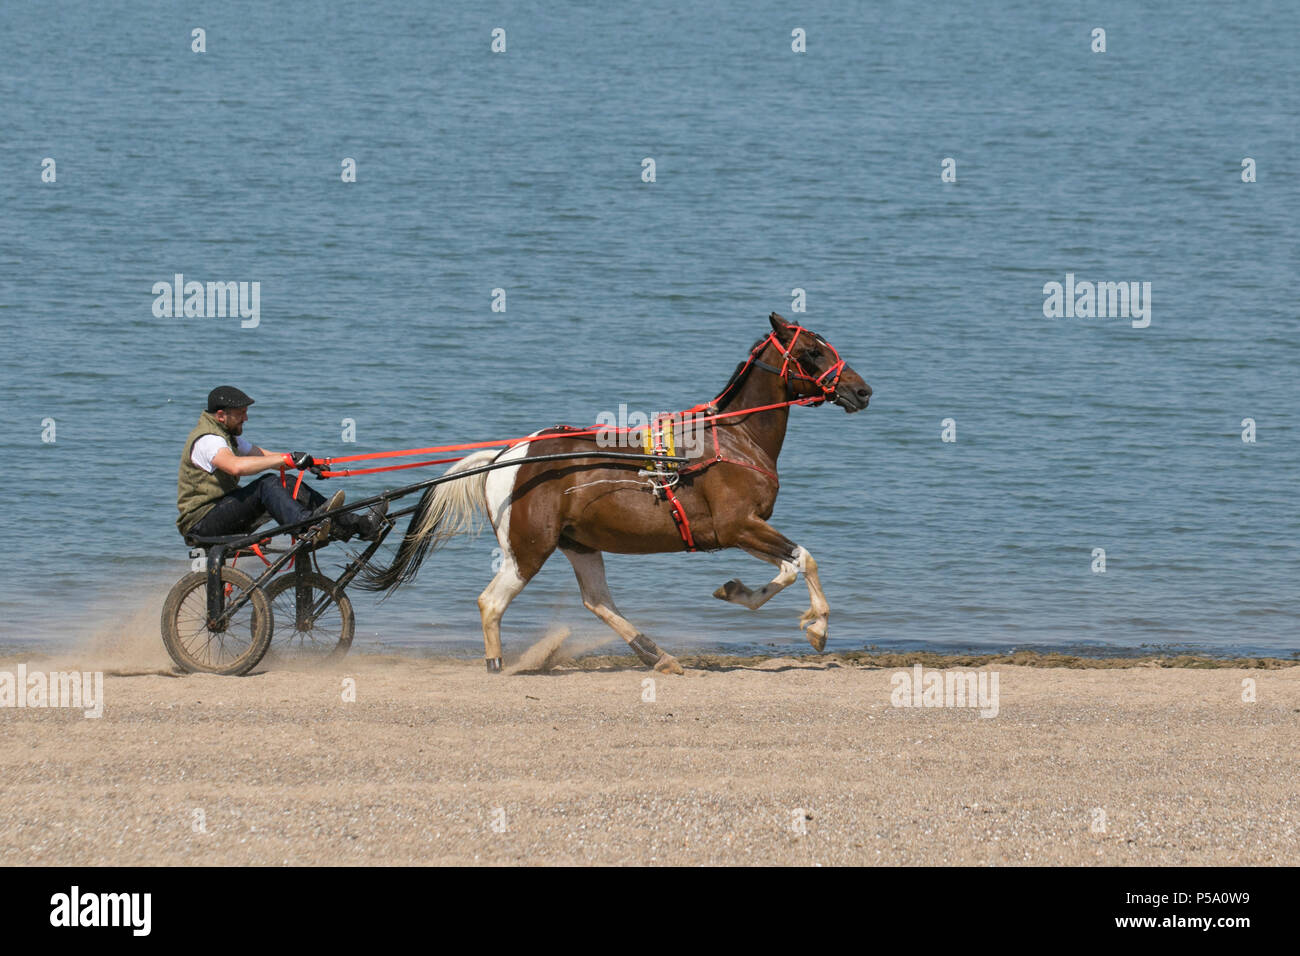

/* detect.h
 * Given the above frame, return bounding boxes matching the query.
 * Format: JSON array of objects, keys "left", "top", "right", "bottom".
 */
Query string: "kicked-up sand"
[{"left": 0, "top": 629, "right": 1296, "bottom": 866}]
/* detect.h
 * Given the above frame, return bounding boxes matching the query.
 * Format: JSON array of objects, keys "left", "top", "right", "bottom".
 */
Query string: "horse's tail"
[{"left": 355, "top": 449, "right": 497, "bottom": 593}]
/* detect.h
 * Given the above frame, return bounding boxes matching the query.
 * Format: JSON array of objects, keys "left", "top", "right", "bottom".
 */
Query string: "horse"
[{"left": 358, "top": 313, "right": 872, "bottom": 673}]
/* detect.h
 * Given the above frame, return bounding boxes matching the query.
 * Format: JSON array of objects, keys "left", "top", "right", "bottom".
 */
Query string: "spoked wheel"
[
  {"left": 263, "top": 571, "right": 354, "bottom": 664},
  {"left": 161, "top": 567, "right": 273, "bottom": 675}
]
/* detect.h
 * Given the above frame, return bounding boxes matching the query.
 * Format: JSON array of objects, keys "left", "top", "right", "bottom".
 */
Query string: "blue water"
[{"left": 1, "top": 1, "right": 1296, "bottom": 658}]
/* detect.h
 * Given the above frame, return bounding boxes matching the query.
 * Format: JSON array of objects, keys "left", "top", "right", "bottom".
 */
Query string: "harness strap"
[
  {"left": 662, "top": 483, "right": 697, "bottom": 551},
  {"left": 676, "top": 415, "right": 780, "bottom": 484},
  {"left": 278, "top": 465, "right": 306, "bottom": 499}
]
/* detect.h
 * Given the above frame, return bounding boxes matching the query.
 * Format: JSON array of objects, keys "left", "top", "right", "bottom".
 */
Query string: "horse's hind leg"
[
  {"left": 479, "top": 445, "right": 554, "bottom": 672},
  {"left": 560, "top": 543, "right": 684, "bottom": 675},
  {"left": 713, "top": 518, "right": 830, "bottom": 651},
  {"left": 477, "top": 562, "right": 529, "bottom": 672},
  {"left": 478, "top": 526, "right": 553, "bottom": 672}
]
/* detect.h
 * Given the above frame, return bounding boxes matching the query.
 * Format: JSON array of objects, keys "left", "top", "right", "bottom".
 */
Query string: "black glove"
[{"left": 289, "top": 451, "right": 315, "bottom": 469}]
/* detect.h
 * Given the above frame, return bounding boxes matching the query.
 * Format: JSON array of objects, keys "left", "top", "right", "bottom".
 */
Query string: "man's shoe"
[
  {"left": 355, "top": 499, "right": 389, "bottom": 541},
  {"left": 334, "top": 499, "right": 388, "bottom": 542},
  {"left": 306, "top": 490, "right": 345, "bottom": 542}
]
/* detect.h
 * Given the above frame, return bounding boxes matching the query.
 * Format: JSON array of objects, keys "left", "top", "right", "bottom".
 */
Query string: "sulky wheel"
[
  {"left": 262, "top": 571, "right": 354, "bottom": 664},
  {"left": 161, "top": 566, "right": 273, "bottom": 676}
]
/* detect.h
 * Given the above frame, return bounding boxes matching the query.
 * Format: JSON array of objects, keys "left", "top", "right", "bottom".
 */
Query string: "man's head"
[{"left": 207, "top": 386, "right": 254, "bottom": 435}]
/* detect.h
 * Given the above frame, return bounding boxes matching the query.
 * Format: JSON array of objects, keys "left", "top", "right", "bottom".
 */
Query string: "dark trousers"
[{"left": 189, "top": 474, "right": 327, "bottom": 538}]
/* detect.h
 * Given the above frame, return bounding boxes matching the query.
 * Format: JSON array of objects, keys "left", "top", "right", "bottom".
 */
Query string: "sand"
[{"left": 0, "top": 632, "right": 1296, "bottom": 866}]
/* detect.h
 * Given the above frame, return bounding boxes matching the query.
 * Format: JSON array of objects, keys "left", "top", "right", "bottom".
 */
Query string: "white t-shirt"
[{"left": 191, "top": 433, "right": 254, "bottom": 473}]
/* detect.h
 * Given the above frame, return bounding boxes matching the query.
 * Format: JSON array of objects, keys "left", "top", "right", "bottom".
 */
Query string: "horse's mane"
[{"left": 711, "top": 335, "right": 769, "bottom": 412}]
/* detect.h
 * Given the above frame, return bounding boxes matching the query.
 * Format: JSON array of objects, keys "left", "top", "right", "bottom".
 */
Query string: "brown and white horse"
[{"left": 359, "top": 313, "right": 871, "bottom": 673}]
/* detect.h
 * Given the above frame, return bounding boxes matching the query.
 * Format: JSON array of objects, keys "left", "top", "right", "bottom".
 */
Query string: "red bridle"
[
  {"left": 713, "top": 323, "right": 847, "bottom": 408},
  {"left": 769, "top": 324, "right": 847, "bottom": 400}
]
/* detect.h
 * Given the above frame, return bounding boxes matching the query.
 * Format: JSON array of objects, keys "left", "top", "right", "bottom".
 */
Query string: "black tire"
[
  {"left": 161, "top": 567, "right": 273, "bottom": 675},
  {"left": 263, "top": 571, "right": 354, "bottom": 663}
]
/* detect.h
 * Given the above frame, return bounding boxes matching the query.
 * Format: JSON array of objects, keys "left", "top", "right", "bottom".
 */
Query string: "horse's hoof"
[
  {"left": 803, "top": 618, "right": 828, "bottom": 652},
  {"left": 713, "top": 579, "right": 746, "bottom": 602},
  {"left": 654, "top": 653, "right": 685, "bottom": 675},
  {"left": 485, "top": 657, "right": 503, "bottom": 673}
]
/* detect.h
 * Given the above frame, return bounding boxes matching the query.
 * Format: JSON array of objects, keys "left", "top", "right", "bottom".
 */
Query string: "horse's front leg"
[
  {"left": 794, "top": 548, "right": 830, "bottom": 651},
  {"left": 713, "top": 518, "right": 830, "bottom": 651}
]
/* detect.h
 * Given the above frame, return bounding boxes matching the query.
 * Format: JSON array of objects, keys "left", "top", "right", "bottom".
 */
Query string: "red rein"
[{"left": 313, "top": 325, "right": 843, "bottom": 479}]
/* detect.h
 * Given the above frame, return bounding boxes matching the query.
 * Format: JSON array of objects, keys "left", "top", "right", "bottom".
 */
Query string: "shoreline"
[
  {"left": 2, "top": 644, "right": 1297, "bottom": 676},
  {"left": 557, "top": 649, "right": 1300, "bottom": 671}
]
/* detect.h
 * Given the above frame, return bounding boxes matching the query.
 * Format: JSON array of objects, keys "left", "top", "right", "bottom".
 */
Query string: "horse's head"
[{"left": 767, "top": 313, "right": 871, "bottom": 412}]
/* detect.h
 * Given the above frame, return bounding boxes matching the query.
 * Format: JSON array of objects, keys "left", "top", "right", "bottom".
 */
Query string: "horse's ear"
[{"left": 769, "top": 312, "right": 793, "bottom": 340}]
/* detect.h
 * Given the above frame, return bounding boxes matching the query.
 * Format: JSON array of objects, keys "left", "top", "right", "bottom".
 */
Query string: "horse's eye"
[{"left": 806, "top": 349, "right": 821, "bottom": 360}]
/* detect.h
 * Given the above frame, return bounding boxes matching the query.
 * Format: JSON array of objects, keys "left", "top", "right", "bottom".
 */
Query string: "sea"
[{"left": 1, "top": 0, "right": 1296, "bottom": 659}]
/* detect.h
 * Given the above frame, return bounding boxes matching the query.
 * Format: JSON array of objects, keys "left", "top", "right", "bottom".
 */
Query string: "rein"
[{"left": 314, "top": 322, "right": 842, "bottom": 479}]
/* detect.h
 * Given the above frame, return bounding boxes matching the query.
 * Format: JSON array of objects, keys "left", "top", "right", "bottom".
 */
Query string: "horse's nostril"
[{"left": 857, "top": 387, "right": 871, "bottom": 398}]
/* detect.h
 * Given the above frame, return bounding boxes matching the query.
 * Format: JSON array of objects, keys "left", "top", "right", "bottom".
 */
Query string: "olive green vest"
[{"left": 177, "top": 411, "right": 241, "bottom": 535}]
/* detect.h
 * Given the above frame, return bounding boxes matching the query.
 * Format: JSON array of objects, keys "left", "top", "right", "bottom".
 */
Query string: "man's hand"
[
  {"left": 289, "top": 451, "right": 316, "bottom": 469},
  {"left": 212, "top": 448, "right": 299, "bottom": 477}
]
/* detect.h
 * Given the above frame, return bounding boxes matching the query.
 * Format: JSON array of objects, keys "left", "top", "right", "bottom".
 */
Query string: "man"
[{"left": 177, "top": 385, "right": 385, "bottom": 543}]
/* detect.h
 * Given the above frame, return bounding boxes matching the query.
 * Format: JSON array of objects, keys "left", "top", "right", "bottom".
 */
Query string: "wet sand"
[{"left": 0, "top": 643, "right": 1296, "bottom": 866}]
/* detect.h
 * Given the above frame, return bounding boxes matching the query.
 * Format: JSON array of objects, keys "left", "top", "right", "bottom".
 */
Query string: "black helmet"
[{"left": 207, "top": 385, "right": 255, "bottom": 412}]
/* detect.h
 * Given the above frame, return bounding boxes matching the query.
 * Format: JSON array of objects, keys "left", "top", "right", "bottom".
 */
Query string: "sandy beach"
[{"left": 1, "top": 633, "right": 1296, "bottom": 867}]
